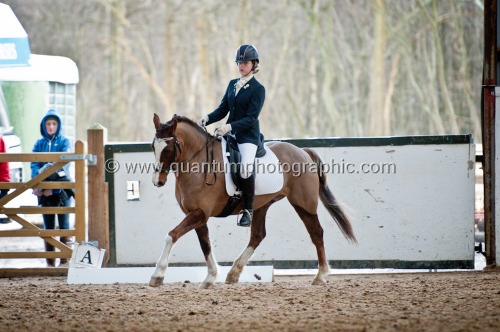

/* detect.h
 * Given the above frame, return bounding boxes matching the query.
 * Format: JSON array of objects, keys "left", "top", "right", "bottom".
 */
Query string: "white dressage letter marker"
[{"left": 70, "top": 244, "right": 105, "bottom": 268}]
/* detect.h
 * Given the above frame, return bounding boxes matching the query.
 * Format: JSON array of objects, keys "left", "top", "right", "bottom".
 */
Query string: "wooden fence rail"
[{"left": 0, "top": 140, "right": 87, "bottom": 262}]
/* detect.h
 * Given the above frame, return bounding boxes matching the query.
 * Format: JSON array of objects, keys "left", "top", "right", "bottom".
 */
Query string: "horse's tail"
[{"left": 303, "top": 148, "right": 358, "bottom": 244}]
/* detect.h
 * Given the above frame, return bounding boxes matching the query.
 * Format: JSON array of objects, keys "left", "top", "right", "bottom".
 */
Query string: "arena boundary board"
[{"left": 105, "top": 135, "right": 475, "bottom": 270}]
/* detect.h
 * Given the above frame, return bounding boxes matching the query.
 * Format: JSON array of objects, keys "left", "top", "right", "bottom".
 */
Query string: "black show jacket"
[{"left": 207, "top": 76, "right": 265, "bottom": 145}]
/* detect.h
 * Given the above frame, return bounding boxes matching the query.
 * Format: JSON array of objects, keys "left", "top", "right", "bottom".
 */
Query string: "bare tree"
[
  {"left": 368, "top": 0, "right": 387, "bottom": 136},
  {"left": 3, "top": 0, "right": 484, "bottom": 142}
]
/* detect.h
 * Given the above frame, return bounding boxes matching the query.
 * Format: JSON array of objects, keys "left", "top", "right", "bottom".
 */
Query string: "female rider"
[{"left": 198, "top": 44, "right": 265, "bottom": 227}]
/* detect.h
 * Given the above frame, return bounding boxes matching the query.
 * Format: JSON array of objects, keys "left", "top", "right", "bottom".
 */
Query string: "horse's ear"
[
  {"left": 171, "top": 117, "right": 177, "bottom": 132},
  {"left": 153, "top": 113, "right": 161, "bottom": 130}
]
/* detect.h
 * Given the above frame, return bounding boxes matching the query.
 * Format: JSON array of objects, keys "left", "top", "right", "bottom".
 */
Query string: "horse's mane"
[{"left": 162, "top": 114, "right": 214, "bottom": 138}]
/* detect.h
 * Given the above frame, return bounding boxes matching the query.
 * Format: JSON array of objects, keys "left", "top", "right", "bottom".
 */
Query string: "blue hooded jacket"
[{"left": 30, "top": 109, "right": 72, "bottom": 180}]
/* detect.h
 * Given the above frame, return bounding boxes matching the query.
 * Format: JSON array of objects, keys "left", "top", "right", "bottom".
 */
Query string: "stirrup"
[{"left": 237, "top": 209, "right": 252, "bottom": 227}]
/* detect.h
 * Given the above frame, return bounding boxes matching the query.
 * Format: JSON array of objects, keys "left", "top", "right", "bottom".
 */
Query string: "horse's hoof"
[
  {"left": 149, "top": 276, "right": 164, "bottom": 287},
  {"left": 200, "top": 282, "right": 214, "bottom": 289},
  {"left": 311, "top": 278, "right": 327, "bottom": 286},
  {"left": 225, "top": 275, "right": 239, "bottom": 284}
]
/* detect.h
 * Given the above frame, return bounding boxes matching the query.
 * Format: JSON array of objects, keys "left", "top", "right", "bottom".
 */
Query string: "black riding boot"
[{"left": 238, "top": 175, "right": 255, "bottom": 227}]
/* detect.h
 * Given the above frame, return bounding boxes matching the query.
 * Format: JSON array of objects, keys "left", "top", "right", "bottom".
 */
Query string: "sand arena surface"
[{"left": 0, "top": 271, "right": 499, "bottom": 331}]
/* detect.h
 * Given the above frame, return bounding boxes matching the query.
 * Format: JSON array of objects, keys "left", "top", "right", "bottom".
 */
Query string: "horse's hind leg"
[
  {"left": 292, "top": 205, "right": 330, "bottom": 285},
  {"left": 226, "top": 202, "right": 272, "bottom": 284},
  {"left": 149, "top": 208, "right": 206, "bottom": 287},
  {"left": 195, "top": 224, "right": 218, "bottom": 288}
]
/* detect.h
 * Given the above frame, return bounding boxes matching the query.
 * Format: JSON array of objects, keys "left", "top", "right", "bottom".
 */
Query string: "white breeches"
[{"left": 237, "top": 143, "right": 257, "bottom": 179}]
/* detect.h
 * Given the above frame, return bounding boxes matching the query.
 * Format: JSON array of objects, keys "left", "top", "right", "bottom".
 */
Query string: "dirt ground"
[{"left": 0, "top": 271, "right": 499, "bottom": 332}]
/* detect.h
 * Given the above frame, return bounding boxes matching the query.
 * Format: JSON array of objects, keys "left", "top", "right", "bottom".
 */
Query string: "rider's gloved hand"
[
  {"left": 197, "top": 115, "right": 209, "bottom": 127},
  {"left": 215, "top": 124, "right": 232, "bottom": 136}
]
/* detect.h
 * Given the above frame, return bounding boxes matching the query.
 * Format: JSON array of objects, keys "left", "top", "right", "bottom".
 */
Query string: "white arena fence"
[{"left": 104, "top": 135, "right": 475, "bottom": 270}]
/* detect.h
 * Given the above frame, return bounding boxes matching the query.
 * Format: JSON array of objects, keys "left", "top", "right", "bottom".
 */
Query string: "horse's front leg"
[
  {"left": 195, "top": 224, "right": 218, "bottom": 289},
  {"left": 149, "top": 208, "right": 206, "bottom": 287},
  {"left": 226, "top": 202, "right": 271, "bottom": 284}
]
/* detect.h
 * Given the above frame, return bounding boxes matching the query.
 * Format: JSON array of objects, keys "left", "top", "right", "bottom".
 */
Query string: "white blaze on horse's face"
[{"left": 152, "top": 137, "right": 173, "bottom": 187}]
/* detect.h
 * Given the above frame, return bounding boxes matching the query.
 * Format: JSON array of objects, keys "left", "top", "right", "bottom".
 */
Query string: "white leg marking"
[
  {"left": 151, "top": 235, "right": 174, "bottom": 279},
  {"left": 201, "top": 252, "right": 219, "bottom": 287},
  {"left": 315, "top": 263, "right": 331, "bottom": 282},
  {"left": 227, "top": 246, "right": 255, "bottom": 283},
  {"left": 235, "top": 246, "right": 255, "bottom": 267},
  {"left": 312, "top": 261, "right": 331, "bottom": 285},
  {"left": 152, "top": 172, "right": 160, "bottom": 186}
]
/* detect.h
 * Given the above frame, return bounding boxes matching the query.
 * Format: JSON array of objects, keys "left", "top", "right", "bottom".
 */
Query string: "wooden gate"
[{"left": 0, "top": 140, "right": 87, "bottom": 272}]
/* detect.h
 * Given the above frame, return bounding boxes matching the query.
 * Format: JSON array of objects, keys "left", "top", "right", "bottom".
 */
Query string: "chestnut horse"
[{"left": 150, "top": 113, "right": 356, "bottom": 288}]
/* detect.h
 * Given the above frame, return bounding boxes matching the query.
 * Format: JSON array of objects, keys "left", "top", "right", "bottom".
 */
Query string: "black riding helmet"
[{"left": 235, "top": 44, "right": 259, "bottom": 63}]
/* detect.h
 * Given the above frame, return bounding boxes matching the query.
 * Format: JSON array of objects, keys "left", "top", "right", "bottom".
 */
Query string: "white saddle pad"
[{"left": 221, "top": 139, "right": 283, "bottom": 196}]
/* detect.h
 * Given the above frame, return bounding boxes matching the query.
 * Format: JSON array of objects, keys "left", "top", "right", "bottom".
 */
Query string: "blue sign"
[
  {"left": 0, "top": 37, "right": 31, "bottom": 67},
  {"left": 0, "top": 4, "right": 31, "bottom": 67}
]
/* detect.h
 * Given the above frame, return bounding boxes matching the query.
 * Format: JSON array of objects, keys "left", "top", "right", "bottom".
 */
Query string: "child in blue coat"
[{"left": 31, "top": 109, "right": 72, "bottom": 267}]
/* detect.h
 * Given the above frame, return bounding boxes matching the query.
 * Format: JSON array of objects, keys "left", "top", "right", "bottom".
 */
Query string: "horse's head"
[
  {"left": 152, "top": 113, "right": 181, "bottom": 187},
  {"left": 152, "top": 113, "right": 214, "bottom": 187}
]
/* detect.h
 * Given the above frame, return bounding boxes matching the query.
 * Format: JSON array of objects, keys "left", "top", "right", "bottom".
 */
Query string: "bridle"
[
  {"left": 153, "top": 136, "right": 179, "bottom": 173},
  {"left": 153, "top": 127, "right": 217, "bottom": 185}
]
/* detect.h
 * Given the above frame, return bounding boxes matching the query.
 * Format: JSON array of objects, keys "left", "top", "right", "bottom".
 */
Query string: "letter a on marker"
[{"left": 79, "top": 250, "right": 93, "bottom": 264}]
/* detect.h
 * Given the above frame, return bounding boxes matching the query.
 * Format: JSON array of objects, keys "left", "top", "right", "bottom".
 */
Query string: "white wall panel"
[{"left": 109, "top": 140, "right": 475, "bottom": 268}]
